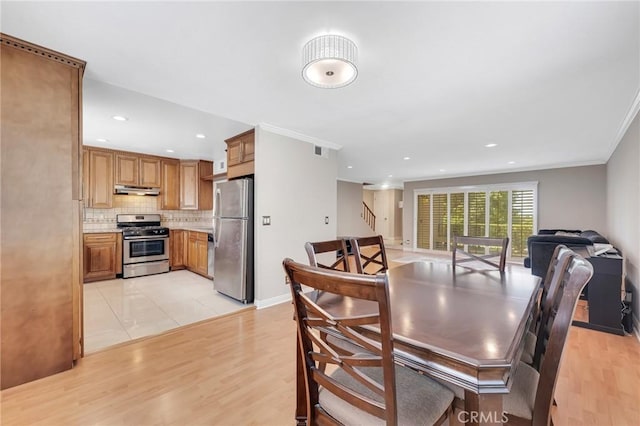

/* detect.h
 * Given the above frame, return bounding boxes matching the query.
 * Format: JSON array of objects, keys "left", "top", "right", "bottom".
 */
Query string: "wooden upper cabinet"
[
  {"left": 115, "top": 153, "right": 161, "bottom": 188},
  {"left": 88, "top": 149, "right": 113, "bottom": 208},
  {"left": 140, "top": 156, "right": 161, "bottom": 187},
  {"left": 161, "top": 159, "right": 180, "bottom": 210},
  {"left": 198, "top": 160, "right": 213, "bottom": 211},
  {"left": 179, "top": 160, "right": 213, "bottom": 210},
  {"left": 115, "top": 153, "right": 138, "bottom": 186},
  {"left": 225, "top": 129, "right": 255, "bottom": 179},
  {"left": 180, "top": 161, "right": 199, "bottom": 210}
]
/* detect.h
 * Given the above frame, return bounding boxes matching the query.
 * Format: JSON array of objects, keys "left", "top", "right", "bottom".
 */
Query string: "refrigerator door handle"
[
  {"left": 214, "top": 187, "right": 221, "bottom": 217},
  {"left": 214, "top": 217, "right": 221, "bottom": 248}
]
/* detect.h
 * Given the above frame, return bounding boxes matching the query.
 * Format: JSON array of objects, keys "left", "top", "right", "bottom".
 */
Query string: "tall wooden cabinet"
[
  {"left": 161, "top": 159, "right": 180, "bottom": 210},
  {"left": 180, "top": 160, "right": 213, "bottom": 210},
  {"left": 0, "top": 34, "right": 85, "bottom": 389},
  {"left": 85, "top": 148, "right": 114, "bottom": 208}
]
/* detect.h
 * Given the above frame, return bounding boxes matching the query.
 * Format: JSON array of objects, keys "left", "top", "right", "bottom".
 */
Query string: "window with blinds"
[
  {"left": 511, "top": 190, "right": 535, "bottom": 257},
  {"left": 416, "top": 194, "right": 431, "bottom": 249},
  {"left": 432, "top": 194, "right": 448, "bottom": 251},
  {"left": 414, "top": 183, "right": 537, "bottom": 259}
]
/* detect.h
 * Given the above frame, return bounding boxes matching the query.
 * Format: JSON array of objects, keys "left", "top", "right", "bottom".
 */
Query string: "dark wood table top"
[{"left": 314, "top": 261, "right": 541, "bottom": 386}]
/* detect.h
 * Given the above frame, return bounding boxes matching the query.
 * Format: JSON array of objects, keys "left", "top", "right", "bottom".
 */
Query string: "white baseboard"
[{"left": 255, "top": 292, "right": 291, "bottom": 309}]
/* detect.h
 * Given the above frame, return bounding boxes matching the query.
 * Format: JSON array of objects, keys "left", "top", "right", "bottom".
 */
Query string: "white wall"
[
  {"left": 606, "top": 111, "right": 640, "bottom": 331},
  {"left": 337, "top": 180, "right": 375, "bottom": 238},
  {"left": 402, "top": 165, "right": 607, "bottom": 248},
  {"left": 254, "top": 127, "right": 337, "bottom": 307}
]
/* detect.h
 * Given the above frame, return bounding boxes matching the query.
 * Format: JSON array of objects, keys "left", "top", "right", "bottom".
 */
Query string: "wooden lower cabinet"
[
  {"left": 83, "top": 233, "right": 120, "bottom": 282},
  {"left": 170, "top": 229, "right": 186, "bottom": 270},
  {"left": 186, "top": 231, "right": 209, "bottom": 277}
]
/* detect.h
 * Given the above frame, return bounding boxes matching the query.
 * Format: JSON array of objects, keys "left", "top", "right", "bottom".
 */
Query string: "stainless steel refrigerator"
[{"left": 213, "top": 178, "right": 254, "bottom": 303}]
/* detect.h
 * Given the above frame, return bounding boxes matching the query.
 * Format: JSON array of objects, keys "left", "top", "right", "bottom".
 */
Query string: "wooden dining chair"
[
  {"left": 283, "top": 258, "right": 454, "bottom": 426},
  {"left": 350, "top": 235, "right": 389, "bottom": 275},
  {"left": 442, "top": 253, "right": 593, "bottom": 426},
  {"left": 452, "top": 236, "right": 509, "bottom": 272},
  {"left": 305, "top": 239, "right": 350, "bottom": 272},
  {"left": 521, "top": 245, "right": 574, "bottom": 366}
]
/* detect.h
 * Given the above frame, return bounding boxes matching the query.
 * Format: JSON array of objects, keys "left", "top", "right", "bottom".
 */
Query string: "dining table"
[{"left": 294, "top": 260, "right": 541, "bottom": 426}]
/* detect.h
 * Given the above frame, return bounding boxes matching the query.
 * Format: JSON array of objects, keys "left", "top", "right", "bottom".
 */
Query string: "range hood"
[{"left": 114, "top": 185, "right": 160, "bottom": 196}]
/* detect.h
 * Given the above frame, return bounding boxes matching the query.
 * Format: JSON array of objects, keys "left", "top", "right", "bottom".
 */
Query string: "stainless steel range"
[{"left": 117, "top": 214, "right": 170, "bottom": 278}]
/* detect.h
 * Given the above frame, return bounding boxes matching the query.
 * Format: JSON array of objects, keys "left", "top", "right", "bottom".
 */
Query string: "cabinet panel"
[
  {"left": 170, "top": 229, "right": 186, "bottom": 270},
  {"left": 225, "top": 129, "right": 255, "bottom": 179},
  {"left": 1, "top": 36, "right": 85, "bottom": 388},
  {"left": 115, "top": 153, "right": 138, "bottom": 186},
  {"left": 187, "top": 232, "right": 198, "bottom": 270},
  {"left": 180, "top": 161, "right": 199, "bottom": 210},
  {"left": 140, "top": 157, "right": 161, "bottom": 188},
  {"left": 161, "top": 159, "right": 180, "bottom": 210},
  {"left": 241, "top": 135, "right": 255, "bottom": 162},
  {"left": 89, "top": 150, "right": 113, "bottom": 208},
  {"left": 227, "top": 140, "right": 242, "bottom": 167},
  {"left": 83, "top": 233, "right": 117, "bottom": 282},
  {"left": 198, "top": 161, "right": 213, "bottom": 211}
]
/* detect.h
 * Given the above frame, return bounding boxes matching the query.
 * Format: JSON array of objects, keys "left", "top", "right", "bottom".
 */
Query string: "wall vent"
[{"left": 314, "top": 145, "right": 329, "bottom": 158}]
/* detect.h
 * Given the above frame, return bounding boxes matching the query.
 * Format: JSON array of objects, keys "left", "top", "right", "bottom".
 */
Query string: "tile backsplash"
[{"left": 83, "top": 195, "right": 212, "bottom": 231}]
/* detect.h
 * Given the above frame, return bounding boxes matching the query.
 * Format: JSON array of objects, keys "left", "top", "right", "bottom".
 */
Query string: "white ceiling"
[{"left": 2, "top": 1, "right": 639, "bottom": 186}]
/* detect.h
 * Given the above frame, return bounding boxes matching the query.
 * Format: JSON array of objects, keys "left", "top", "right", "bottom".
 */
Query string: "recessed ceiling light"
[
  {"left": 166, "top": 149, "right": 175, "bottom": 153},
  {"left": 485, "top": 143, "right": 498, "bottom": 148},
  {"left": 195, "top": 133, "right": 206, "bottom": 139},
  {"left": 508, "top": 161, "right": 516, "bottom": 165},
  {"left": 381, "top": 184, "right": 389, "bottom": 189},
  {"left": 439, "top": 169, "right": 446, "bottom": 172},
  {"left": 112, "top": 115, "right": 128, "bottom": 121},
  {"left": 347, "top": 165, "right": 353, "bottom": 169},
  {"left": 403, "top": 156, "right": 411, "bottom": 160},
  {"left": 96, "top": 138, "right": 109, "bottom": 143},
  {"left": 388, "top": 174, "right": 393, "bottom": 178}
]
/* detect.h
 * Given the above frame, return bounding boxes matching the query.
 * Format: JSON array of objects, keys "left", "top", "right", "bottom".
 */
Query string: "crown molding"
[
  {"left": 608, "top": 88, "right": 640, "bottom": 159},
  {"left": 0, "top": 33, "right": 86, "bottom": 70},
  {"left": 258, "top": 123, "right": 342, "bottom": 151},
  {"left": 402, "top": 159, "right": 606, "bottom": 183}
]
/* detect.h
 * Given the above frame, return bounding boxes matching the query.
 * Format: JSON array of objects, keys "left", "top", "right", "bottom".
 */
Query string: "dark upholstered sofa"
[{"left": 524, "top": 229, "right": 610, "bottom": 278}]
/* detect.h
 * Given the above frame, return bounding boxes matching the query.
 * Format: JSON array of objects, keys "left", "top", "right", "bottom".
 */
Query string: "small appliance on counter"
[
  {"left": 213, "top": 178, "right": 254, "bottom": 303},
  {"left": 117, "top": 214, "right": 170, "bottom": 278}
]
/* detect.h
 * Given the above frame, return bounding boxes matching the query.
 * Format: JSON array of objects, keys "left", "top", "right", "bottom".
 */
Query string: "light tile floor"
[{"left": 83, "top": 270, "right": 250, "bottom": 353}]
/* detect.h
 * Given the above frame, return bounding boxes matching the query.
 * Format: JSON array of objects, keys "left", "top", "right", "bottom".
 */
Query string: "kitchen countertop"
[
  {"left": 83, "top": 228, "right": 122, "bottom": 234},
  {"left": 168, "top": 226, "right": 213, "bottom": 234},
  {"left": 82, "top": 226, "right": 213, "bottom": 234}
]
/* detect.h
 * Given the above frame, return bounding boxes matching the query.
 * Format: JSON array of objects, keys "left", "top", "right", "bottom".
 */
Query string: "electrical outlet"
[{"left": 324, "top": 216, "right": 329, "bottom": 225}]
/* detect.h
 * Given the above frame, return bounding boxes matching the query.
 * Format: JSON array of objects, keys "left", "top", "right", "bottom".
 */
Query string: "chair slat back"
[
  {"left": 452, "top": 236, "right": 509, "bottom": 272},
  {"left": 531, "top": 248, "right": 576, "bottom": 369},
  {"left": 283, "top": 258, "right": 398, "bottom": 425},
  {"left": 531, "top": 245, "right": 573, "bottom": 335},
  {"left": 350, "top": 235, "right": 389, "bottom": 275},
  {"left": 305, "top": 240, "right": 350, "bottom": 272},
  {"left": 532, "top": 255, "right": 593, "bottom": 426}
]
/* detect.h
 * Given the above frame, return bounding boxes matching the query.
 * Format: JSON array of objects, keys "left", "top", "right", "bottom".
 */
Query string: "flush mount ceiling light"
[
  {"left": 302, "top": 35, "right": 358, "bottom": 88},
  {"left": 112, "top": 115, "right": 128, "bottom": 121},
  {"left": 195, "top": 133, "right": 206, "bottom": 139}
]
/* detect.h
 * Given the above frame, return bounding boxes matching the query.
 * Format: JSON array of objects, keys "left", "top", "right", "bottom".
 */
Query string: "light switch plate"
[
  {"left": 324, "top": 216, "right": 329, "bottom": 224},
  {"left": 262, "top": 216, "right": 271, "bottom": 226}
]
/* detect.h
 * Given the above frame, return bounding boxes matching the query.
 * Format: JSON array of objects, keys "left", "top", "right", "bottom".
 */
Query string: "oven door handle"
[{"left": 123, "top": 235, "right": 169, "bottom": 240}]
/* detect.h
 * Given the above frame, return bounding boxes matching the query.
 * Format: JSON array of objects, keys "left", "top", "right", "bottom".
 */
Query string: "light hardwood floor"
[{"left": 2, "top": 255, "right": 639, "bottom": 425}]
